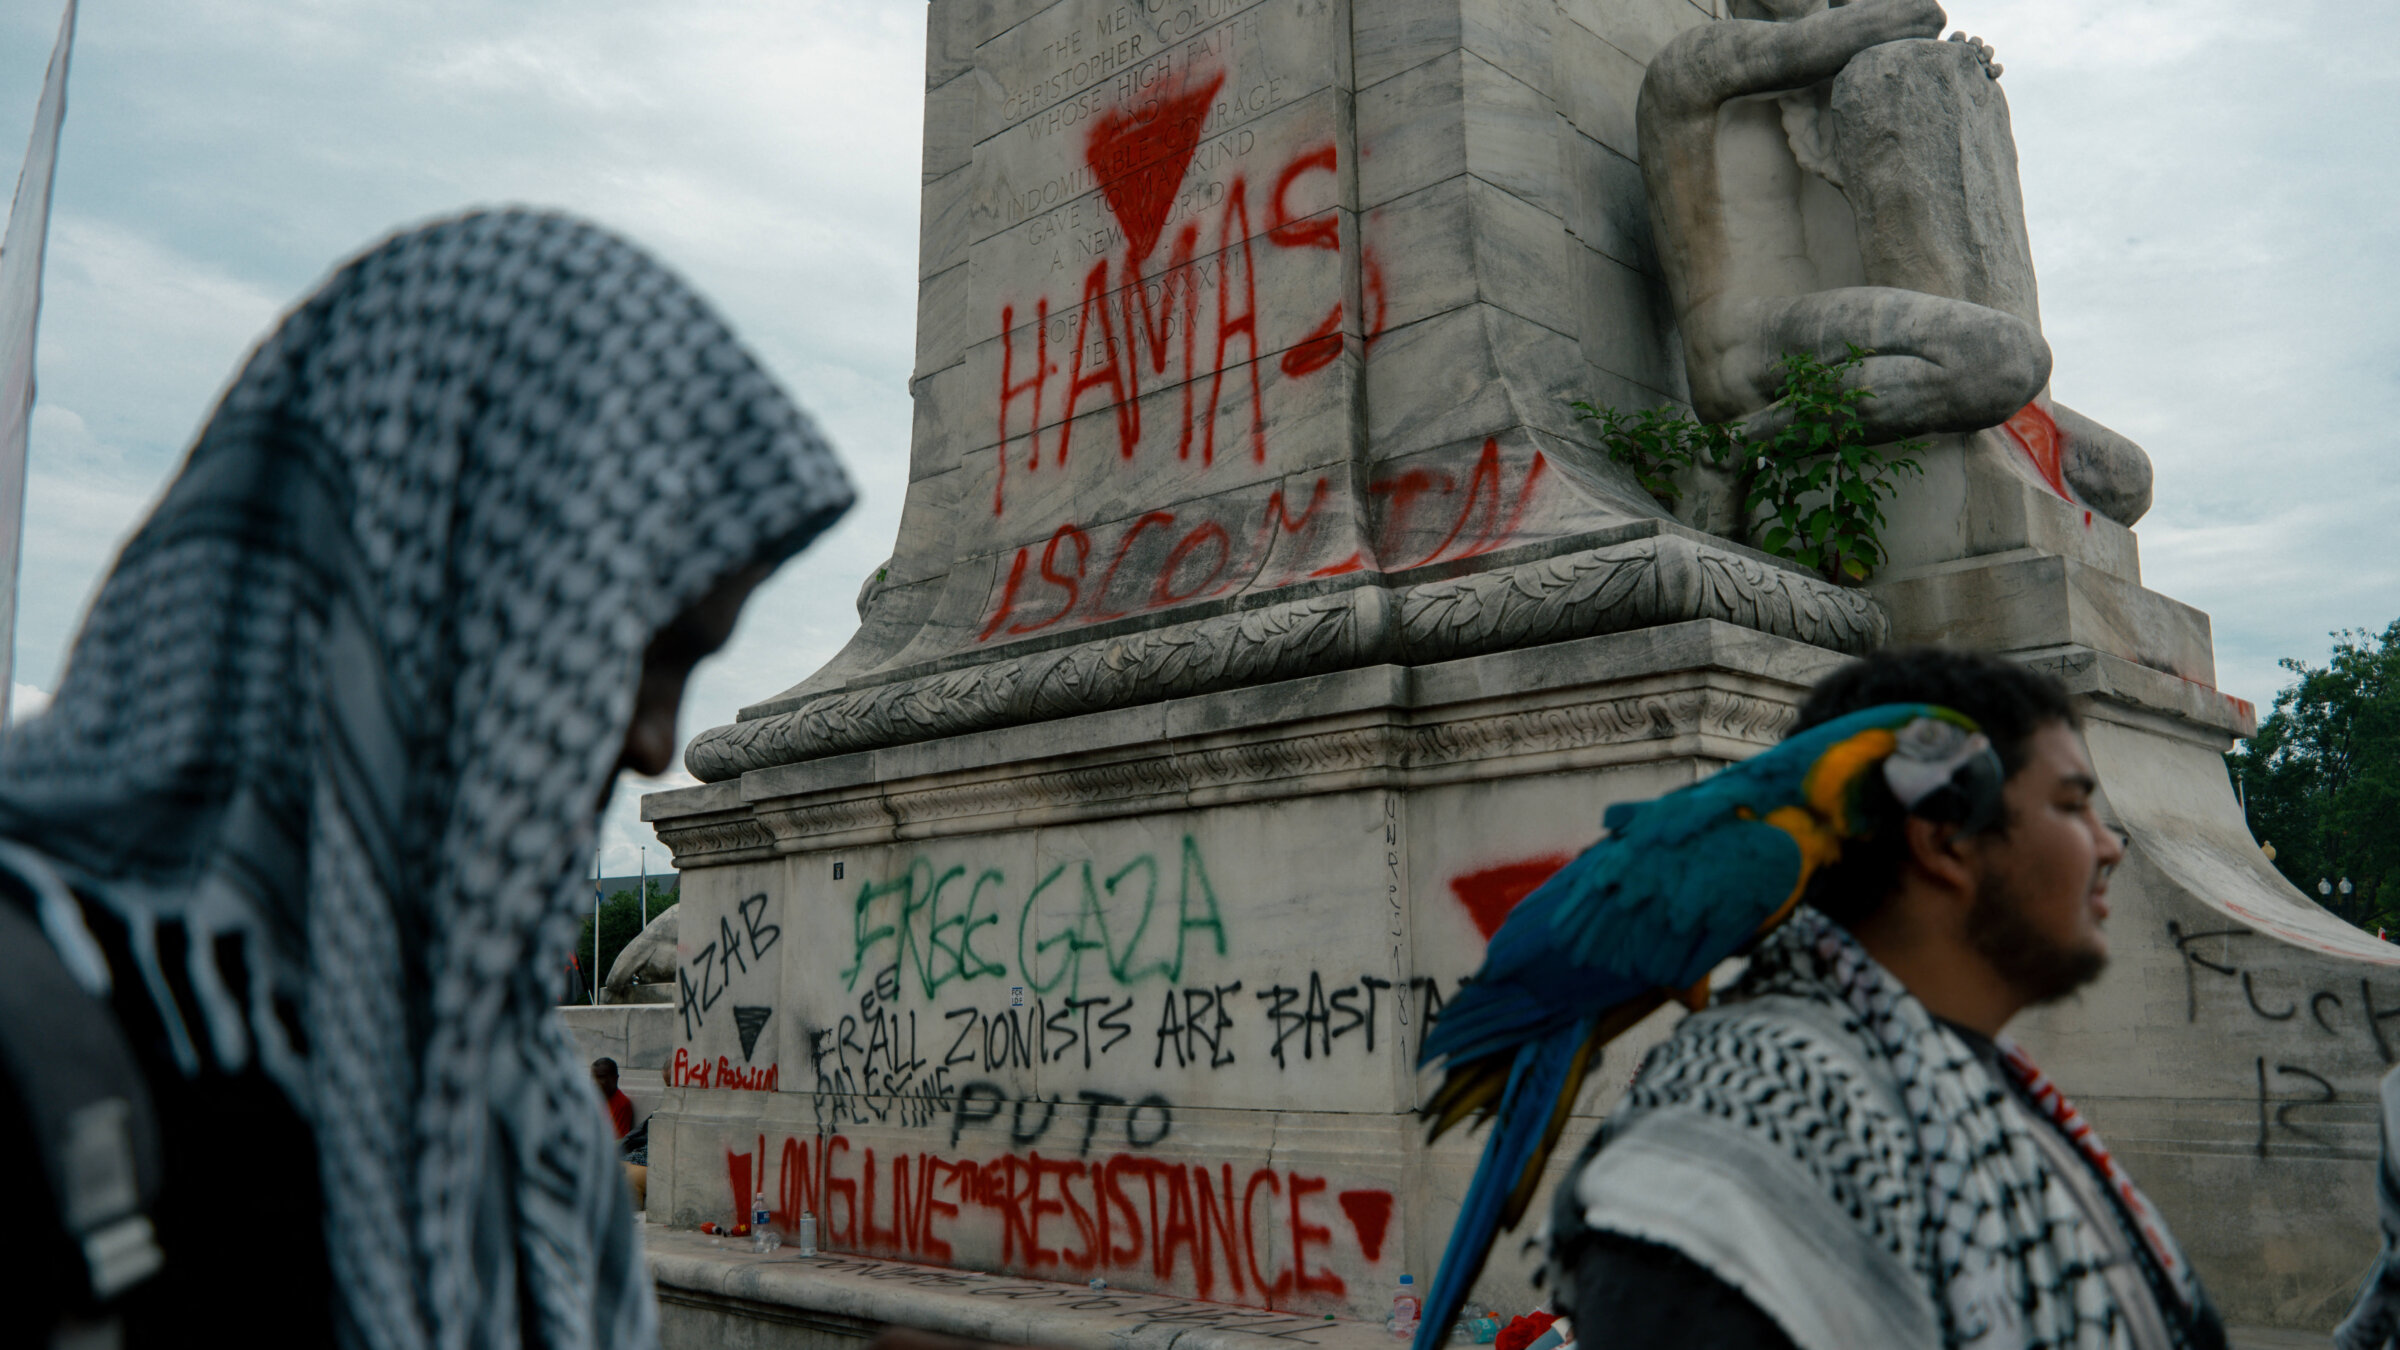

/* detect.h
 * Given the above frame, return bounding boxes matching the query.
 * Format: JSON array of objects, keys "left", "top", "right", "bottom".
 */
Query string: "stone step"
[{"left": 648, "top": 1225, "right": 1404, "bottom": 1350}]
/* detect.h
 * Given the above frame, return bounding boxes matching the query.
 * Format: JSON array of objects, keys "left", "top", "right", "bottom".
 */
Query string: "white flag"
[{"left": 0, "top": 0, "right": 77, "bottom": 726}]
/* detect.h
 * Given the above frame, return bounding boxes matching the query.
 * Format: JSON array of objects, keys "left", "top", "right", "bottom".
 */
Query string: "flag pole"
[
  {"left": 592, "top": 843, "right": 602, "bottom": 1006},
  {"left": 0, "top": 1, "right": 78, "bottom": 728}
]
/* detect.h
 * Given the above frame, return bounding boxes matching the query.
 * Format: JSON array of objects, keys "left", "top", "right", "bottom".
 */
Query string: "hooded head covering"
[{"left": 0, "top": 210, "right": 852, "bottom": 1347}]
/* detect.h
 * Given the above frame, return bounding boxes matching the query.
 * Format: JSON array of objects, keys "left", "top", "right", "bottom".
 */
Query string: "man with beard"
[{"left": 1548, "top": 648, "right": 2229, "bottom": 1349}]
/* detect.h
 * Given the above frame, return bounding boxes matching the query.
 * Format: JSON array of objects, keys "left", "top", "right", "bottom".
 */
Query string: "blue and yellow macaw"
[{"left": 1411, "top": 702, "right": 2001, "bottom": 1350}]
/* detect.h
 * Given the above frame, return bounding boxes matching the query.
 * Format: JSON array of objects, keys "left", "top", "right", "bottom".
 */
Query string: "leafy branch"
[{"left": 1573, "top": 345, "right": 1925, "bottom": 583}]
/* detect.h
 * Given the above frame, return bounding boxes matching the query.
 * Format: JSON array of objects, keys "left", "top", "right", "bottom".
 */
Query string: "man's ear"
[{"left": 1902, "top": 815, "right": 1975, "bottom": 898}]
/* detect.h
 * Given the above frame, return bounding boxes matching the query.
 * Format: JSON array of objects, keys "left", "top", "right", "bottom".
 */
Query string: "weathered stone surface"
[
  {"left": 919, "top": 163, "right": 978, "bottom": 281},
  {"left": 922, "top": 71, "right": 978, "bottom": 183},
  {"left": 1356, "top": 49, "right": 1561, "bottom": 219},
  {"left": 730, "top": 0, "right": 1746, "bottom": 776},
  {"left": 648, "top": 1227, "right": 1404, "bottom": 1350},
  {"left": 914, "top": 262, "right": 973, "bottom": 379},
  {"left": 1564, "top": 127, "right": 1653, "bottom": 274},
  {"left": 1875, "top": 550, "right": 2216, "bottom": 689},
  {"left": 881, "top": 465, "right": 966, "bottom": 591},
  {"left": 2055, "top": 401, "right": 2155, "bottom": 527},
  {"left": 1553, "top": 14, "right": 1644, "bottom": 159},
  {"left": 1363, "top": 302, "right": 1611, "bottom": 462},
  {"left": 1832, "top": 38, "right": 2040, "bottom": 328},
  {"left": 1570, "top": 244, "right": 1679, "bottom": 397},
  {"left": 1875, "top": 428, "right": 2142, "bottom": 582},
  {"left": 964, "top": 66, "right": 1350, "bottom": 289},
  {"left": 652, "top": 3, "right": 2375, "bottom": 1339},
  {"left": 1556, "top": 0, "right": 1711, "bottom": 67},
  {"left": 646, "top": 620, "right": 1846, "bottom": 1317},
  {"left": 683, "top": 537, "right": 1879, "bottom": 781},
  {"left": 907, "top": 361, "right": 973, "bottom": 484}
]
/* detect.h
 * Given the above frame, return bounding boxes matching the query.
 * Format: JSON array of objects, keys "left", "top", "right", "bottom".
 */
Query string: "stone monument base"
[
  {"left": 640, "top": 620, "right": 1848, "bottom": 1320},
  {"left": 1868, "top": 440, "right": 2392, "bottom": 1330},
  {"left": 2004, "top": 650, "right": 2395, "bottom": 1329}
]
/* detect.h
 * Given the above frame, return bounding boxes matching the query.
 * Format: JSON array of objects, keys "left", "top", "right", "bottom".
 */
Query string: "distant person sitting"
[{"left": 592, "top": 1057, "right": 636, "bottom": 1140}]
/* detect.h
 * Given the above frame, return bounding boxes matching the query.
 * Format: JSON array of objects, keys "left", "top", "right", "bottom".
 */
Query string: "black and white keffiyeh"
[
  {"left": 0, "top": 210, "right": 851, "bottom": 1348},
  {"left": 1554, "top": 908, "right": 2207, "bottom": 1350}
]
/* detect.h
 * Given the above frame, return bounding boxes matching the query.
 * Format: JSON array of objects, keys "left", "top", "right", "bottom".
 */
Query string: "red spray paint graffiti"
[
  {"left": 2003, "top": 401, "right": 2071, "bottom": 501},
  {"left": 1336, "top": 1189, "right": 1394, "bottom": 1263},
  {"left": 1447, "top": 855, "right": 1572, "bottom": 941},
  {"left": 671, "top": 1046, "right": 779, "bottom": 1092},
  {"left": 1088, "top": 69, "right": 1226, "bottom": 265},
  {"left": 1369, "top": 439, "right": 1551, "bottom": 570},
  {"left": 1269, "top": 146, "right": 1345, "bottom": 378},
  {"left": 983, "top": 69, "right": 1555, "bottom": 643},
  {"left": 978, "top": 474, "right": 1359, "bottom": 639},
  {"left": 731, "top": 1133, "right": 1387, "bottom": 1310}
]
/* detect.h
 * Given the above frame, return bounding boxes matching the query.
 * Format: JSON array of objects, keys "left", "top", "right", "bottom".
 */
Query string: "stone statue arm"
[{"left": 1642, "top": 0, "right": 1949, "bottom": 116}]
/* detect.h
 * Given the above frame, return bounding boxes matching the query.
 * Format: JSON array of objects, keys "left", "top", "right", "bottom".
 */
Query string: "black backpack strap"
[{"left": 0, "top": 870, "right": 163, "bottom": 1316}]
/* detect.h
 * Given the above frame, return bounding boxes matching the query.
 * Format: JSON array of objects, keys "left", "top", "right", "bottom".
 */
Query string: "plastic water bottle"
[
  {"left": 751, "top": 1187, "right": 778, "bottom": 1253},
  {"left": 797, "top": 1210, "right": 818, "bottom": 1257},
  {"left": 1389, "top": 1275, "right": 1420, "bottom": 1339}
]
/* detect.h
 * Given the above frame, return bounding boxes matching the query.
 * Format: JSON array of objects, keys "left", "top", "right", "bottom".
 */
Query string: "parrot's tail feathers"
[
  {"left": 1422, "top": 1053, "right": 1511, "bottom": 1143},
  {"left": 1414, "top": 1028, "right": 1586, "bottom": 1350},
  {"left": 1500, "top": 1025, "right": 1604, "bottom": 1229}
]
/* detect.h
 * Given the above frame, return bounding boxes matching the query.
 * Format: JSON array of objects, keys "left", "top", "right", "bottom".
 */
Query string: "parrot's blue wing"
[
  {"left": 1407, "top": 702, "right": 1968, "bottom": 1348},
  {"left": 1545, "top": 812, "right": 1803, "bottom": 984},
  {"left": 1422, "top": 813, "right": 1799, "bottom": 1070}
]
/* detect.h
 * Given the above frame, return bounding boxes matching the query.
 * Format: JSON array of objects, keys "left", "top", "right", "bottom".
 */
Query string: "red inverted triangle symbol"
[{"left": 1084, "top": 69, "right": 1225, "bottom": 263}]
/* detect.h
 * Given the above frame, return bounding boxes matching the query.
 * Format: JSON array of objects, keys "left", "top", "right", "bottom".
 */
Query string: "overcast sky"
[{"left": 0, "top": 0, "right": 2389, "bottom": 875}]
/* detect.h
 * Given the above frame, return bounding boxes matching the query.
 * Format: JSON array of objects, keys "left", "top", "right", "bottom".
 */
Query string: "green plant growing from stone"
[
  {"left": 1569, "top": 399, "right": 1739, "bottom": 507},
  {"left": 1574, "top": 345, "right": 1925, "bottom": 584}
]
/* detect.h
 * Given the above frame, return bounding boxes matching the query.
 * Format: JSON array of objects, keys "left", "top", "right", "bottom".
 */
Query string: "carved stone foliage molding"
[
  {"left": 655, "top": 685, "right": 1804, "bottom": 863},
  {"left": 684, "top": 536, "right": 1883, "bottom": 782}
]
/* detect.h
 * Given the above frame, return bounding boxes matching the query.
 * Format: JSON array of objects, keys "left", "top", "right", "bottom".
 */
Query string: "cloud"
[
  {"left": 10, "top": 682, "right": 48, "bottom": 719},
  {"left": 1, "top": 0, "right": 2390, "bottom": 883},
  {"left": 0, "top": 0, "right": 924, "bottom": 867},
  {"left": 1968, "top": 0, "right": 2400, "bottom": 715}
]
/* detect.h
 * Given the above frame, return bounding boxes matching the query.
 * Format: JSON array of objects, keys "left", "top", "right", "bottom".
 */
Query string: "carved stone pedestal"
[
  {"left": 1871, "top": 431, "right": 2386, "bottom": 1328},
  {"left": 2004, "top": 651, "right": 2397, "bottom": 1329},
  {"left": 641, "top": 620, "right": 1842, "bottom": 1318},
  {"left": 636, "top": 0, "right": 2370, "bottom": 1336}
]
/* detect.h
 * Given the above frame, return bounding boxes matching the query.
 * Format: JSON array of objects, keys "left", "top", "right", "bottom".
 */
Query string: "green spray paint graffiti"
[
  {"left": 843, "top": 838, "right": 1230, "bottom": 1001},
  {"left": 841, "top": 858, "right": 1012, "bottom": 998},
  {"left": 1020, "top": 838, "right": 1228, "bottom": 1000}
]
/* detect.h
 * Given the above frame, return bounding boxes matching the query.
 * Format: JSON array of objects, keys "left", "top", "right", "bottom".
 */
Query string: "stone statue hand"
[{"left": 1946, "top": 30, "right": 2002, "bottom": 79}]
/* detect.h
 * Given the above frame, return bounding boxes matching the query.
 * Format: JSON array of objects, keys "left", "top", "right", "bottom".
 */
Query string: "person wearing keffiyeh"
[
  {"left": 1548, "top": 648, "right": 2231, "bottom": 1350},
  {"left": 2, "top": 210, "right": 852, "bottom": 1348}
]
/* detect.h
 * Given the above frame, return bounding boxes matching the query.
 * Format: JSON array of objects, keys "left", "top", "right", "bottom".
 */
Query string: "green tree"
[
  {"left": 571, "top": 883, "right": 677, "bottom": 1002},
  {"left": 2228, "top": 619, "right": 2400, "bottom": 932}
]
